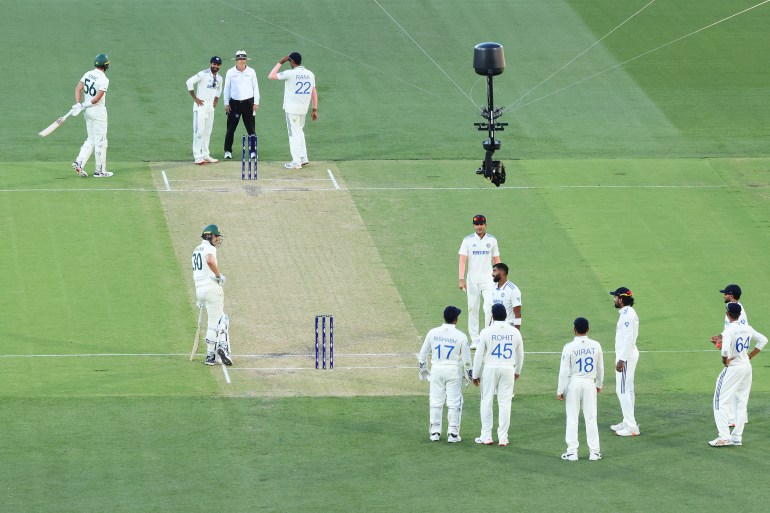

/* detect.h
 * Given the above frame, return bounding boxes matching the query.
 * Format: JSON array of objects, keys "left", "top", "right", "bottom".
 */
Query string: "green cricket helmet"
[
  {"left": 201, "top": 224, "right": 222, "bottom": 238},
  {"left": 94, "top": 53, "right": 110, "bottom": 70}
]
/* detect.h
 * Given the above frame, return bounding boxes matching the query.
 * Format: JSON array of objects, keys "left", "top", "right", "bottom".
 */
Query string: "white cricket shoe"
[
  {"left": 429, "top": 432, "right": 440, "bottom": 442},
  {"left": 93, "top": 170, "right": 113, "bottom": 177},
  {"left": 72, "top": 161, "right": 87, "bottom": 177},
  {"left": 731, "top": 436, "right": 742, "bottom": 446},
  {"left": 194, "top": 158, "right": 206, "bottom": 165},
  {"left": 498, "top": 439, "right": 509, "bottom": 447},
  {"left": 589, "top": 452, "right": 603, "bottom": 461},
  {"left": 611, "top": 422, "right": 627, "bottom": 432},
  {"left": 470, "top": 340, "right": 479, "bottom": 350},
  {"left": 301, "top": 160, "right": 310, "bottom": 167},
  {"left": 561, "top": 452, "right": 578, "bottom": 461},
  {"left": 204, "top": 156, "right": 219, "bottom": 163},
  {"left": 708, "top": 437, "right": 733, "bottom": 447},
  {"left": 474, "top": 437, "right": 493, "bottom": 445},
  {"left": 284, "top": 162, "right": 302, "bottom": 170},
  {"left": 224, "top": 151, "right": 233, "bottom": 160},
  {"left": 615, "top": 426, "right": 640, "bottom": 437},
  {"left": 447, "top": 433, "right": 461, "bottom": 443}
]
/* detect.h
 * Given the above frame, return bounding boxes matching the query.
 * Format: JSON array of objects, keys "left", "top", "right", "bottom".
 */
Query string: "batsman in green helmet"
[
  {"left": 71, "top": 53, "right": 112, "bottom": 178},
  {"left": 191, "top": 225, "right": 232, "bottom": 366}
]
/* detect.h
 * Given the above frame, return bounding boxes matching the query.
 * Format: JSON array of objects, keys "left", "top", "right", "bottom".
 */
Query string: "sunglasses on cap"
[{"left": 473, "top": 215, "right": 486, "bottom": 225}]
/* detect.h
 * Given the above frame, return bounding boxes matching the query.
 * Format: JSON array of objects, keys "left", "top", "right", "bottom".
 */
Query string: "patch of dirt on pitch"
[{"left": 153, "top": 161, "right": 424, "bottom": 397}]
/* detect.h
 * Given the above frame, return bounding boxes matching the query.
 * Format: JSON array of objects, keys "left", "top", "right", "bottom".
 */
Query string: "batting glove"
[
  {"left": 463, "top": 369, "right": 472, "bottom": 388},
  {"left": 213, "top": 274, "right": 226, "bottom": 286},
  {"left": 418, "top": 368, "right": 430, "bottom": 382},
  {"left": 70, "top": 104, "right": 83, "bottom": 116}
]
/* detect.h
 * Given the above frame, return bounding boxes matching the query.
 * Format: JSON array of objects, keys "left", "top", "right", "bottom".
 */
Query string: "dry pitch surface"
[{"left": 153, "top": 161, "right": 423, "bottom": 396}]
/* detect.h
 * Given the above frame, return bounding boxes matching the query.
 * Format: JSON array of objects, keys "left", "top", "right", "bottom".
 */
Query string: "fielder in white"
[
  {"left": 71, "top": 53, "right": 112, "bottom": 178},
  {"left": 186, "top": 56, "right": 223, "bottom": 165},
  {"left": 610, "top": 287, "right": 640, "bottom": 436},
  {"left": 710, "top": 302, "right": 766, "bottom": 447},
  {"left": 471, "top": 303, "right": 524, "bottom": 446},
  {"left": 418, "top": 306, "right": 472, "bottom": 443},
  {"left": 490, "top": 262, "right": 522, "bottom": 331},
  {"left": 557, "top": 317, "right": 604, "bottom": 461},
  {"left": 191, "top": 225, "right": 232, "bottom": 366},
  {"left": 458, "top": 214, "right": 501, "bottom": 348},
  {"left": 710, "top": 284, "right": 748, "bottom": 426},
  {"left": 268, "top": 51, "right": 318, "bottom": 170}
]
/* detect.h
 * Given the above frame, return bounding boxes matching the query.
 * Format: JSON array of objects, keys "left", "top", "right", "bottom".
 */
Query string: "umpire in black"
[{"left": 222, "top": 50, "right": 260, "bottom": 159}]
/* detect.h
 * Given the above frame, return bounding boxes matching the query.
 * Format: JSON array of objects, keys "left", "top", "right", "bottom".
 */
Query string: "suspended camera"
[{"left": 473, "top": 42, "right": 508, "bottom": 187}]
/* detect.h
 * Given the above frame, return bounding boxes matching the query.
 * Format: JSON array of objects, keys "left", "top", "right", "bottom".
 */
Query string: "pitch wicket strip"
[
  {"left": 315, "top": 314, "right": 334, "bottom": 369},
  {"left": 241, "top": 134, "right": 258, "bottom": 180}
]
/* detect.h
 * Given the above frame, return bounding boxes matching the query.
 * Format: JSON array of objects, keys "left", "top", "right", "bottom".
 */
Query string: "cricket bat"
[
  {"left": 38, "top": 111, "right": 72, "bottom": 137},
  {"left": 190, "top": 305, "right": 204, "bottom": 361}
]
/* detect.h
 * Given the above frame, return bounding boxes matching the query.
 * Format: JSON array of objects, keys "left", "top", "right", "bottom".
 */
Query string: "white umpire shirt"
[
  {"left": 277, "top": 66, "right": 316, "bottom": 115},
  {"left": 223, "top": 65, "right": 260, "bottom": 104},
  {"left": 458, "top": 233, "right": 500, "bottom": 280}
]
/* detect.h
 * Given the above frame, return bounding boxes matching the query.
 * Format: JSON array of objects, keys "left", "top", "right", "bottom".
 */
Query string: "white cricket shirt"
[
  {"left": 458, "top": 233, "right": 500, "bottom": 279},
  {"left": 557, "top": 336, "right": 604, "bottom": 395},
  {"left": 490, "top": 280, "right": 521, "bottom": 324},
  {"left": 472, "top": 321, "right": 524, "bottom": 376},
  {"left": 192, "top": 240, "right": 217, "bottom": 286},
  {"left": 80, "top": 68, "right": 109, "bottom": 107},
  {"left": 186, "top": 69, "right": 222, "bottom": 108},
  {"left": 724, "top": 302, "right": 748, "bottom": 327},
  {"left": 223, "top": 66, "right": 260, "bottom": 103},
  {"left": 721, "top": 321, "right": 767, "bottom": 365},
  {"left": 615, "top": 305, "right": 639, "bottom": 361},
  {"left": 419, "top": 324, "right": 471, "bottom": 370},
  {"left": 276, "top": 66, "right": 316, "bottom": 115}
]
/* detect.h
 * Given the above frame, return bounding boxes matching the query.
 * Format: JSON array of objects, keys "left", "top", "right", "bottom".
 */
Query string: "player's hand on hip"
[
  {"left": 195, "top": 98, "right": 204, "bottom": 107},
  {"left": 213, "top": 274, "right": 226, "bottom": 286}
]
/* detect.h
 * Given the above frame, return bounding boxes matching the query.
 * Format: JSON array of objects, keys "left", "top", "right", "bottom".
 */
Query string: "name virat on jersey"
[{"left": 573, "top": 347, "right": 596, "bottom": 357}]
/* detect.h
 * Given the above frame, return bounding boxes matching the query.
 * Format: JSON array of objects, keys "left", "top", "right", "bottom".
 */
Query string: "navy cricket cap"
[
  {"left": 472, "top": 214, "right": 487, "bottom": 225},
  {"left": 210, "top": 56, "right": 222, "bottom": 64},
  {"left": 720, "top": 284, "right": 742, "bottom": 297},
  {"left": 727, "top": 302, "right": 743, "bottom": 316},
  {"left": 443, "top": 306, "right": 461, "bottom": 323},
  {"left": 491, "top": 303, "right": 507, "bottom": 320},
  {"left": 574, "top": 317, "right": 589, "bottom": 334},
  {"left": 288, "top": 52, "right": 302, "bottom": 65},
  {"left": 610, "top": 287, "right": 633, "bottom": 297}
]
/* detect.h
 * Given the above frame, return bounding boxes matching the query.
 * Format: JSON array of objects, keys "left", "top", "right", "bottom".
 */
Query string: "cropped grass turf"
[{"left": 3, "top": 0, "right": 770, "bottom": 511}]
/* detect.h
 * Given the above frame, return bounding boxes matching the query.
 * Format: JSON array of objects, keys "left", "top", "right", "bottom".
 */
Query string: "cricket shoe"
[
  {"left": 194, "top": 158, "right": 206, "bottom": 165},
  {"left": 93, "top": 170, "right": 113, "bottom": 177},
  {"left": 475, "top": 437, "right": 494, "bottom": 445},
  {"left": 217, "top": 347, "right": 233, "bottom": 366},
  {"left": 589, "top": 452, "right": 603, "bottom": 461},
  {"left": 284, "top": 162, "right": 302, "bottom": 170},
  {"left": 610, "top": 422, "right": 627, "bottom": 432},
  {"left": 429, "top": 432, "right": 440, "bottom": 442},
  {"left": 447, "top": 433, "right": 461, "bottom": 443},
  {"left": 224, "top": 151, "right": 233, "bottom": 160},
  {"left": 205, "top": 354, "right": 216, "bottom": 366},
  {"left": 498, "top": 439, "right": 509, "bottom": 447},
  {"left": 731, "top": 436, "right": 742, "bottom": 446},
  {"left": 72, "top": 161, "right": 87, "bottom": 177},
  {"left": 615, "top": 426, "right": 640, "bottom": 437},
  {"left": 204, "top": 156, "right": 219, "bottom": 163},
  {"left": 708, "top": 437, "right": 733, "bottom": 447},
  {"left": 561, "top": 452, "right": 578, "bottom": 461},
  {"left": 301, "top": 160, "right": 310, "bottom": 167},
  {"left": 470, "top": 340, "right": 479, "bottom": 350}
]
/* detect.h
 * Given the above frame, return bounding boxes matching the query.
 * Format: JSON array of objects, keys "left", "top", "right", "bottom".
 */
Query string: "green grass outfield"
[{"left": 3, "top": 0, "right": 770, "bottom": 511}]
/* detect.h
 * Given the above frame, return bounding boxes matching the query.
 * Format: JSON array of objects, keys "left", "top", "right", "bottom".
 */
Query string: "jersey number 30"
[{"left": 192, "top": 252, "right": 203, "bottom": 271}]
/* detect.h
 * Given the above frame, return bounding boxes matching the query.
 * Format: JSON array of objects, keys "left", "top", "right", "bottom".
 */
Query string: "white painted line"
[
  {"left": 169, "top": 178, "right": 332, "bottom": 183},
  {"left": 161, "top": 170, "right": 171, "bottom": 191},
  {"left": 232, "top": 366, "right": 417, "bottom": 371},
  {"left": 222, "top": 365, "right": 232, "bottom": 384},
  {"left": 327, "top": 169, "right": 340, "bottom": 190}
]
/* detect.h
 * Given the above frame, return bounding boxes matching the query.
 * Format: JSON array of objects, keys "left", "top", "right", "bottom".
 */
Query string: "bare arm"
[
  {"left": 206, "top": 254, "right": 221, "bottom": 277},
  {"left": 75, "top": 81, "right": 84, "bottom": 103},
  {"left": 311, "top": 87, "right": 318, "bottom": 121},
  {"left": 458, "top": 254, "right": 467, "bottom": 291}
]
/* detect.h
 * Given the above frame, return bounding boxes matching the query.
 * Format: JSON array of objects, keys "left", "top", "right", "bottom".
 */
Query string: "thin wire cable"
[
  {"left": 218, "top": 0, "right": 443, "bottom": 100},
  {"left": 373, "top": 0, "right": 480, "bottom": 109},
  {"left": 505, "top": 0, "right": 657, "bottom": 111},
  {"left": 506, "top": 0, "right": 770, "bottom": 113}
]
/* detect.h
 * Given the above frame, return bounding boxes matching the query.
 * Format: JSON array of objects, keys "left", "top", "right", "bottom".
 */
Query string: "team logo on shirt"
[{"left": 624, "top": 322, "right": 630, "bottom": 327}]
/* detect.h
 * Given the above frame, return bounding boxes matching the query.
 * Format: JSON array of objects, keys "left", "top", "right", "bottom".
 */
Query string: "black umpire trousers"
[{"left": 224, "top": 98, "right": 256, "bottom": 153}]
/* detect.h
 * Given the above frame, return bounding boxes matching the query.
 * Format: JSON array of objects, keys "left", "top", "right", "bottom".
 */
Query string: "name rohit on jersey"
[{"left": 492, "top": 334, "right": 516, "bottom": 342}]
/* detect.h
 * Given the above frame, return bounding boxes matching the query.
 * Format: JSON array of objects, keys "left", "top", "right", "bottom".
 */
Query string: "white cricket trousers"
[
  {"left": 285, "top": 111, "right": 308, "bottom": 166},
  {"left": 616, "top": 355, "right": 638, "bottom": 429},
  {"left": 466, "top": 275, "right": 495, "bottom": 341},
  {"left": 196, "top": 283, "right": 224, "bottom": 344},
  {"left": 76, "top": 106, "right": 108, "bottom": 172},
  {"left": 713, "top": 363, "right": 752, "bottom": 438},
  {"left": 429, "top": 365, "right": 464, "bottom": 436},
  {"left": 565, "top": 378, "right": 600, "bottom": 453},
  {"left": 479, "top": 366, "right": 515, "bottom": 442},
  {"left": 193, "top": 106, "right": 216, "bottom": 160}
]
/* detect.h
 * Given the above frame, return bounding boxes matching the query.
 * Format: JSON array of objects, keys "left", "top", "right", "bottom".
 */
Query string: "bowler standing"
[{"left": 187, "top": 56, "right": 223, "bottom": 165}]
